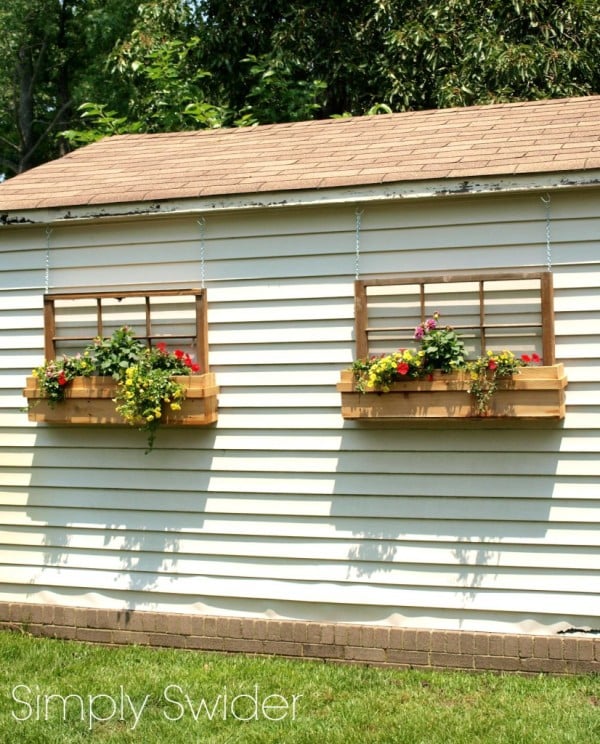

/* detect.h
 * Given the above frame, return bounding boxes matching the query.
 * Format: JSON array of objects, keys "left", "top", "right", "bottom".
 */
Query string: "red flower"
[
  {"left": 396, "top": 362, "right": 409, "bottom": 376},
  {"left": 156, "top": 342, "right": 167, "bottom": 353},
  {"left": 532, "top": 353, "right": 541, "bottom": 363},
  {"left": 191, "top": 363, "right": 200, "bottom": 373},
  {"left": 488, "top": 360, "right": 497, "bottom": 371},
  {"left": 521, "top": 354, "right": 531, "bottom": 363},
  {"left": 174, "top": 349, "right": 185, "bottom": 359},
  {"left": 57, "top": 372, "right": 67, "bottom": 386}
]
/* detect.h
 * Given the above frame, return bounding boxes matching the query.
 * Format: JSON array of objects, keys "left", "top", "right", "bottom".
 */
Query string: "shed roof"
[{"left": 2, "top": 95, "right": 600, "bottom": 212}]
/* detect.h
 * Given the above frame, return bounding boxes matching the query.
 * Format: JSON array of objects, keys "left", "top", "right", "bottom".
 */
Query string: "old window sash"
[
  {"left": 354, "top": 271, "right": 555, "bottom": 364},
  {"left": 43, "top": 288, "right": 209, "bottom": 372}
]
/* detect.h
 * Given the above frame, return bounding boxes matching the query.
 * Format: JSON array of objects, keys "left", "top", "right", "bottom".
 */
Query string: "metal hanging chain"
[
  {"left": 355, "top": 207, "right": 364, "bottom": 280},
  {"left": 541, "top": 193, "right": 552, "bottom": 272},
  {"left": 197, "top": 217, "right": 206, "bottom": 289},
  {"left": 44, "top": 227, "right": 53, "bottom": 294}
]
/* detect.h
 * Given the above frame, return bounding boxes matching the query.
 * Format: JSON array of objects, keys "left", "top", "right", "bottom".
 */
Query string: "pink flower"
[
  {"left": 414, "top": 326, "right": 424, "bottom": 340},
  {"left": 425, "top": 318, "right": 437, "bottom": 331}
]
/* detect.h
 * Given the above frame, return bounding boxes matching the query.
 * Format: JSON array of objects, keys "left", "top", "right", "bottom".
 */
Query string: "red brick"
[
  {"left": 360, "top": 626, "right": 375, "bottom": 648},
  {"left": 430, "top": 653, "right": 474, "bottom": 669},
  {"left": 203, "top": 617, "right": 218, "bottom": 637},
  {"left": 474, "top": 656, "right": 521, "bottom": 672},
  {"left": 473, "top": 634, "right": 490, "bottom": 656},
  {"left": 416, "top": 630, "right": 432, "bottom": 652},
  {"left": 389, "top": 628, "right": 404, "bottom": 650},
  {"left": 305, "top": 623, "right": 322, "bottom": 644},
  {"left": 303, "top": 643, "right": 344, "bottom": 659},
  {"left": 222, "top": 638, "right": 264, "bottom": 654},
  {"left": 489, "top": 636, "right": 504, "bottom": 656},
  {"left": 562, "top": 638, "right": 578, "bottom": 660},
  {"left": 577, "top": 640, "right": 595, "bottom": 661},
  {"left": 321, "top": 624, "right": 336, "bottom": 645},
  {"left": 186, "top": 635, "right": 225, "bottom": 651},
  {"left": 459, "top": 634, "right": 475, "bottom": 655},
  {"left": 292, "top": 623, "right": 308, "bottom": 644},
  {"left": 113, "top": 630, "right": 149, "bottom": 645},
  {"left": 345, "top": 646, "right": 387, "bottom": 663},
  {"left": 503, "top": 636, "right": 519, "bottom": 658},
  {"left": 76, "top": 628, "right": 112, "bottom": 644},
  {"left": 548, "top": 638, "right": 562, "bottom": 660},
  {"left": 533, "top": 637, "right": 549, "bottom": 659},
  {"left": 264, "top": 641, "right": 303, "bottom": 657},
  {"left": 518, "top": 636, "right": 533, "bottom": 659},
  {"left": 387, "top": 649, "right": 429, "bottom": 666}
]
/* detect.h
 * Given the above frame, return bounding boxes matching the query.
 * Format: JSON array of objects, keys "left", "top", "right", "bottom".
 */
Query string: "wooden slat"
[
  {"left": 338, "top": 366, "right": 567, "bottom": 419},
  {"left": 23, "top": 374, "right": 219, "bottom": 425}
]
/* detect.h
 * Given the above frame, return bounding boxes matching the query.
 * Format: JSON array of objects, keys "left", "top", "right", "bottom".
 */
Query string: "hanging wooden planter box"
[
  {"left": 337, "top": 365, "right": 567, "bottom": 421},
  {"left": 23, "top": 373, "right": 219, "bottom": 426}
]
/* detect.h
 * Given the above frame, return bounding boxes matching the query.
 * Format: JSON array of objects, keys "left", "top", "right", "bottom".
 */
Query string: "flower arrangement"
[
  {"left": 351, "top": 313, "right": 540, "bottom": 412},
  {"left": 466, "top": 349, "right": 530, "bottom": 414},
  {"left": 30, "top": 327, "right": 201, "bottom": 450}
]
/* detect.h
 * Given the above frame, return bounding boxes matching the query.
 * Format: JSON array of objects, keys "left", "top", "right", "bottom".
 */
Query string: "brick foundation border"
[{"left": 1, "top": 602, "right": 598, "bottom": 675}]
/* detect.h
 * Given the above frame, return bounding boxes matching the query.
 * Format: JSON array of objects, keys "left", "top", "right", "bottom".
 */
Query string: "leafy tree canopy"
[{"left": 1, "top": 0, "right": 598, "bottom": 177}]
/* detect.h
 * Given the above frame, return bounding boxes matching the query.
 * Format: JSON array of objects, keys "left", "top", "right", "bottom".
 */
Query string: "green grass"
[{"left": 0, "top": 631, "right": 598, "bottom": 743}]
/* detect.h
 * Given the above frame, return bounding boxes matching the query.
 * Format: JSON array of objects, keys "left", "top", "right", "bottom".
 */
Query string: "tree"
[
  {"left": 0, "top": 0, "right": 139, "bottom": 177},
  {"left": 375, "top": 0, "right": 600, "bottom": 109},
  {"left": 1, "top": 0, "right": 599, "bottom": 175}
]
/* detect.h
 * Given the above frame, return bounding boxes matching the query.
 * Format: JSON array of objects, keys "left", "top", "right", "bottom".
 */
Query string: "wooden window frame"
[
  {"left": 43, "top": 288, "right": 209, "bottom": 372},
  {"left": 354, "top": 271, "right": 555, "bottom": 364}
]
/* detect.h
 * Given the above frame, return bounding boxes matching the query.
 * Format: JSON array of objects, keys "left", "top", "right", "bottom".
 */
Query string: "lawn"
[{"left": 0, "top": 631, "right": 598, "bottom": 743}]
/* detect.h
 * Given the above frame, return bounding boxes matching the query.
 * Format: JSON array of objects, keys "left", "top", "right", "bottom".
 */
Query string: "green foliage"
[
  {"left": 377, "top": 0, "right": 600, "bottom": 109},
  {"left": 467, "top": 350, "right": 527, "bottom": 414},
  {"left": 30, "top": 327, "right": 202, "bottom": 451},
  {"left": 0, "top": 0, "right": 139, "bottom": 175},
  {"left": 1, "top": 0, "right": 600, "bottom": 174},
  {"left": 235, "top": 54, "right": 326, "bottom": 126},
  {"left": 415, "top": 313, "right": 466, "bottom": 374},
  {"left": 1, "top": 632, "right": 599, "bottom": 743},
  {"left": 89, "top": 326, "right": 145, "bottom": 378},
  {"left": 31, "top": 353, "right": 94, "bottom": 404}
]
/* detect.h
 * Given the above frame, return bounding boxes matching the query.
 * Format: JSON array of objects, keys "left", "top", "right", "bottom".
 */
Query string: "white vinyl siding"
[{"left": 0, "top": 188, "right": 599, "bottom": 634}]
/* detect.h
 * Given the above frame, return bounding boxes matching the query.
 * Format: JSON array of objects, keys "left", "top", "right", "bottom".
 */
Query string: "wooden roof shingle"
[{"left": 2, "top": 95, "right": 600, "bottom": 211}]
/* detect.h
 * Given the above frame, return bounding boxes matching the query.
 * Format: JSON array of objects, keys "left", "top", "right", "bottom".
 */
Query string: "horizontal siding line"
[
  {"left": 2, "top": 509, "right": 599, "bottom": 540},
  {"left": 0, "top": 522, "right": 596, "bottom": 548},
  {"left": 1, "top": 411, "right": 599, "bottom": 429},
  {"left": 0, "top": 567, "right": 597, "bottom": 614},
  {"left": 5, "top": 490, "right": 600, "bottom": 510},
  {"left": 3, "top": 471, "right": 600, "bottom": 494},
  {"left": 2, "top": 430, "right": 600, "bottom": 453},
  {"left": 3, "top": 556, "right": 600, "bottom": 594},
  {"left": 2, "top": 528, "right": 599, "bottom": 564},
  {"left": 3, "top": 539, "right": 599, "bottom": 571},
  {"left": 3, "top": 453, "right": 600, "bottom": 477},
  {"left": 4, "top": 448, "right": 600, "bottom": 470}
]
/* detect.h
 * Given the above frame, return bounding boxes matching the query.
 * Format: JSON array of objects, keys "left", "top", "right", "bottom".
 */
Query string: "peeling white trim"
[{"left": 2, "top": 169, "right": 600, "bottom": 227}]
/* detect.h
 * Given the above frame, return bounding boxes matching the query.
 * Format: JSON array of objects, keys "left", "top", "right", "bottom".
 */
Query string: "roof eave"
[{"left": 3, "top": 169, "right": 600, "bottom": 227}]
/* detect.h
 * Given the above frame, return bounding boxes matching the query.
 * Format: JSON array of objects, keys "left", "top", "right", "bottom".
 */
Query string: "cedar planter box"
[
  {"left": 337, "top": 364, "right": 567, "bottom": 421},
  {"left": 23, "top": 373, "right": 219, "bottom": 426}
]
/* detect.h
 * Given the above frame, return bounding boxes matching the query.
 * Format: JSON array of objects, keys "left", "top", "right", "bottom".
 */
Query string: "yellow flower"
[
  {"left": 146, "top": 414, "right": 154, "bottom": 422},
  {"left": 170, "top": 402, "right": 181, "bottom": 411},
  {"left": 32, "top": 369, "right": 38, "bottom": 378}
]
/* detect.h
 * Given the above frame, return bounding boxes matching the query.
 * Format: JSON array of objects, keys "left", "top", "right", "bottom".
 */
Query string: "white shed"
[{"left": 1, "top": 96, "right": 599, "bottom": 672}]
